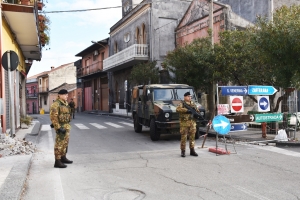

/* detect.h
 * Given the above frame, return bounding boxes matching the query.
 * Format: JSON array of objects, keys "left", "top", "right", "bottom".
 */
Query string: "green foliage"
[
  {"left": 21, "top": 115, "right": 33, "bottom": 126},
  {"left": 164, "top": 37, "right": 216, "bottom": 91},
  {"left": 253, "top": 5, "right": 300, "bottom": 88},
  {"left": 129, "top": 61, "right": 159, "bottom": 85}
]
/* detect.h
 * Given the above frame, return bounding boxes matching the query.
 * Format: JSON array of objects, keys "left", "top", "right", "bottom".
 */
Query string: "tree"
[
  {"left": 164, "top": 37, "right": 216, "bottom": 92},
  {"left": 129, "top": 61, "right": 159, "bottom": 85}
]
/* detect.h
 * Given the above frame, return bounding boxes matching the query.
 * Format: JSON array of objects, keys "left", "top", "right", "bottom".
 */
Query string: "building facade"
[
  {"left": 26, "top": 78, "right": 39, "bottom": 114},
  {"left": 103, "top": 0, "right": 191, "bottom": 113},
  {"left": 75, "top": 38, "right": 109, "bottom": 112},
  {"left": 1, "top": 0, "right": 43, "bottom": 133}
]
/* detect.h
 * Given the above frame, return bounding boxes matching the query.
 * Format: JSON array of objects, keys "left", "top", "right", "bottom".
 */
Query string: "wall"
[
  {"left": 151, "top": 0, "right": 191, "bottom": 69},
  {"left": 48, "top": 63, "right": 76, "bottom": 91}
]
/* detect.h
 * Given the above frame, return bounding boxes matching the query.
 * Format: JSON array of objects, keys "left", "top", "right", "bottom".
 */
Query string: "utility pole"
[{"left": 207, "top": 0, "right": 215, "bottom": 119}]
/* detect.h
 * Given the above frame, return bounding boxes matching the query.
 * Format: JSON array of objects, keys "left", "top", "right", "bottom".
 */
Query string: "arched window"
[
  {"left": 114, "top": 41, "right": 118, "bottom": 54},
  {"left": 135, "top": 27, "right": 140, "bottom": 44},
  {"left": 141, "top": 23, "right": 146, "bottom": 44}
]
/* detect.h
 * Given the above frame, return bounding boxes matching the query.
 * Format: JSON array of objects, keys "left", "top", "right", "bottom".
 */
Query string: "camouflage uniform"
[
  {"left": 176, "top": 101, "right": 199, "bottom": 150},
  {"left": 50, "top": 98, "right": 71, "bottom": 160}
]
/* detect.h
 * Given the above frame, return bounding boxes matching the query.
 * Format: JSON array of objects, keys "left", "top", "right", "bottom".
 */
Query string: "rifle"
[{"left": 182, "top": 101, "right": 205, "bottom": 121}]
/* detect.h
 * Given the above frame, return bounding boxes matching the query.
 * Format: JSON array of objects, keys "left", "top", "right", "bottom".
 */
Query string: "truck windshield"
[
  {"left": 153, "top": 89, "right": 174, "bottom": 100},
  {"left": 175, "top": 89, "right": 196, "bottom": 100}
]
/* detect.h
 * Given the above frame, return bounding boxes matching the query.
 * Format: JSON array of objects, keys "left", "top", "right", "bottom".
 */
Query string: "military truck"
[{"left": 131, "top": 84, "right": 206, "bottom": 141}]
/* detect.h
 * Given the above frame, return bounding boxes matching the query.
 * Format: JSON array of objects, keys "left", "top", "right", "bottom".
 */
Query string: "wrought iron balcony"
[
  {"left": 26, "top": 93, "right": 38, "bottom": 98},
  {"left": 103, "top": 44, "right": 149, "bottom": 71},
  {"left": 77, "top": 61, "right": 103, "bottom": 78}
]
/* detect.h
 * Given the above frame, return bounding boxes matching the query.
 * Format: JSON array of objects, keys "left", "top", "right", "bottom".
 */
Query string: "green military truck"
[{"left": 131, "top": 84, "right": 206, "bottom": 141}]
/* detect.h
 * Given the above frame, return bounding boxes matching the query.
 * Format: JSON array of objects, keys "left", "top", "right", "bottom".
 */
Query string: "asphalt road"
[{"left": 22, "top": 113, "right": 300, "bottom": 200}]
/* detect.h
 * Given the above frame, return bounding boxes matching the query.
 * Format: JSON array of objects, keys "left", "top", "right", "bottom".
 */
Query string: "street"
[{"left": 22, "top": 113, "right": 300, "bottom": 200}]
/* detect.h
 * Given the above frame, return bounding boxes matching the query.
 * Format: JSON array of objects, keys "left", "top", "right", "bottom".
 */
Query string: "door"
[
  {"left": 84, "top": 87, "right": 92, "bottom": 111},
  {"left": 100, "top": 77, "right": 109, "bottom": 111}
]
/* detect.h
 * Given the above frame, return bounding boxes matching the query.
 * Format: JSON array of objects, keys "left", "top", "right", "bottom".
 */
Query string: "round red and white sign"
[{"left": 230, "top": 96, "right": 244, "bottom": 113}]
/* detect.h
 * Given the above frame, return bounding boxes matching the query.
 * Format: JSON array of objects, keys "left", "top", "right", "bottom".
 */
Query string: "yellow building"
[{"left": 1, "top": 0, "right": 43, "bottom": 134}]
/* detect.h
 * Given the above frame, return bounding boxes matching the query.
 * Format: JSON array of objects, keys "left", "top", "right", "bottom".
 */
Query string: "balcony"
[
  {"left": 77, "top": 61, "right": 104, "bottom": 78},
  {"left": 39, "top": 87, "right": 48, "bottom": 93},
  {"left": 103, "top": 44, "right": 149, "bottom": 71},
  {"left": 26, "top": 93, "right": 38, "bottom": 98},
  {"left": 2, "top": 0, "right": 42, "bottom": 60}
]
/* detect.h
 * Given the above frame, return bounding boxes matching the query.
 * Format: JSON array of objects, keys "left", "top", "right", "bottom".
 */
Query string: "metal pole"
[
  {"left": 7, "top": 51, "right": 15, "bottom": 137},
  {"left": 294, "top": 90, "right": 297, "bottom": 140},
  {"left": 216, "top": 83, "right": 219, "bottom": 116},
  {"left": 209, "top": 0, "right": 214, "bottom": 46}
]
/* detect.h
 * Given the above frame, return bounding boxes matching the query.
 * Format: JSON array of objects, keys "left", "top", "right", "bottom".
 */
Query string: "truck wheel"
[
  {"left": 150, "top": 118, "right": 160, "bottom": 141},
  {"left": 195, "top": 126, "right": 200, "bottom": 139},
  {"left": 134, "top": 114, "right": 142, "bottom": 133}
]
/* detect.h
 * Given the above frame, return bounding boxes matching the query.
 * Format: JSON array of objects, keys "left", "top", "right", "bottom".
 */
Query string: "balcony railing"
[
  {"left": 39, "top": 87, "right": 48, "bottom": 93},
  {"left": 103, "top": 44, "right": 149, "bottom": 71},
  {"left": 26, "top": 93, "right": 38, "bottom": 98},
  {"left": 77, "top": 61, "right": 103, "bottom": 77}
]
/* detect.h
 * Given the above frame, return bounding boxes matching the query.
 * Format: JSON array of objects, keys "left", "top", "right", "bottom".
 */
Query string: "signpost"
[
  {"left": 230, "top": 96, "right": 244, "bottom": 113},
  {"left": 225, "top": 115, "right": 255, "bottom": 123},
  {"left": 221, "top": 86, "right": 248, "bottom": 96},
  {"left": 230, "top": 123, "right": 247, "bottom": 132},
  {"left": 258, "top": 96, "right": 270, "bottom": 112},
  {"left": 1, "top": 50, "right": 19, "bottom": 137},
  {"left": 248, "top": 85, "right": 277, "bottom": 95},
  {"left": 212, "top": 115, "right": 231, "bottom": 135},
  {"left": 217, "top": 104, "right": 230, "bottom": 115},
  {"left": 255, "top": 113, "right": 283, "bottom": 123}
]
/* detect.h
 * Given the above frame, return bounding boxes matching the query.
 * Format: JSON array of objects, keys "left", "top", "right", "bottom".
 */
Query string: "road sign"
[
  {"left": 258, "top": 96, "right": 270, "bottom": 112},
  {"left": 255, "top": 113, "right": 283, "bottom": 122},
  {"left": 2, "top": 51, "right": 19, "bottom": 71},
  {"left": 225, "top": 114, "right": 255, "bottom": 123},
  {"left": 217, "top": 104, "right": 230, "bottom": 115},
  {"left": 230, "top": 96, "right": 244, "bottom": 113},
  {"left": 230, "top": 123, "right": 247, "bottom": 132},
  {"left": 248, "top": 85, "right": 277, "bottom": 95},
  {"left": 221, "top": 86, "right": 248, "bottom": 96},
  {"left": 212, "top": 115, "right": 231, "bottom": 135}
]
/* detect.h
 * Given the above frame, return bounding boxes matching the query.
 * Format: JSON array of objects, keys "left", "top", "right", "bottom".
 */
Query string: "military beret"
[
  {"left": 58, "top": 89, "right": 68, "bottom": 95},
  {"left": 184, "top": 92, "right": 191, "bottom": 96}
]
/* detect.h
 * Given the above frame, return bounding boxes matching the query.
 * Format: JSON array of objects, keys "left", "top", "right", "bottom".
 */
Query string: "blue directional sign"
[
  {"left": 258, "top": 96, "right": 270, "bottom": 111},
  {"left": 248, "top": 85, "right": 277, "bottom": 95},
  {"left": 230, "top": 123, "right": 247, "bottom": 132},
  {"left": 221, "top": 86, "right": 248, "bottom": 96},
  {"left": 212, "top": 115, "right": 231, "bottom": 135}
]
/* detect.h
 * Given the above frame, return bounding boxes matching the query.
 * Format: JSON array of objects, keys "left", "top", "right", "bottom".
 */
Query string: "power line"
[{"left": 43, "top": 0, "right": 193, "bottom": 14}]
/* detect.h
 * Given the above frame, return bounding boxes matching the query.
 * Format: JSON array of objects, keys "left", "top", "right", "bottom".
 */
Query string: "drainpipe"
[{"left": 0, "top": 5, "right": 7, "bottom": 134}]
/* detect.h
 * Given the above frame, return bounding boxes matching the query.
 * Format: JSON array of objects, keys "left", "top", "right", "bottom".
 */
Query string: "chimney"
[{"left": 51, "top": 66, "right": 55, "bottom": 70}]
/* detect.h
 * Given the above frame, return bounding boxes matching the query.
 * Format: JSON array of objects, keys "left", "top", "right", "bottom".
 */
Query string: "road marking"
[
  {"left": 119, "top": 121, "right": 134, "bottom": 127},
  {"left": 233, "top": 185, "right": 271, "bottom": 200},
  {"left": 41, "top": 124, "right": 51, "bottom": 131},
  {"left": 90, "top": 123, "right": 107, "bottom": 129},
  {"left": 253, "top": 145, "right": 300, "bottom": 158},
  {"left": 74, "top": 123, "right": 89, "bottom": 129},
  {"left": 104, "top": 122, "right": 123, "bottom": 128}
]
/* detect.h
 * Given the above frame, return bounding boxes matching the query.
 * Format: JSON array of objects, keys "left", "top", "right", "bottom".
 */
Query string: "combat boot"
[
  {"left": 190, "top": 148, "right": 198, "bottom": 157},
  {"left": 181, "top": 150, "right": 185, "bottom": 157},
  {"left": 54, "top": 160, "right": 67, "bottom": 168},
  {"left": 61, "top": 155, "right": 73, "bottom": 164}
]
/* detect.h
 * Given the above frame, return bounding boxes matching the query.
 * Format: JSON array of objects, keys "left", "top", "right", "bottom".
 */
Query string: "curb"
[
  {"left": 275, "top": 141, "right": 300, "bottom": 147},
  {"left": 0, "top": 121, "right": 42, "bottom": 200}
]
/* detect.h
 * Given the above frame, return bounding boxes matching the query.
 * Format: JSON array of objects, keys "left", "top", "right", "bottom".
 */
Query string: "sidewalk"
[{"left": 0, "top": 120, "right": 41, "bottom": 200}]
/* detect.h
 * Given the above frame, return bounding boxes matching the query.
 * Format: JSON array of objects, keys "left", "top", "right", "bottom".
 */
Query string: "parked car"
[{"left": 131, "top": 84, "right": 206, "bottom": 141}]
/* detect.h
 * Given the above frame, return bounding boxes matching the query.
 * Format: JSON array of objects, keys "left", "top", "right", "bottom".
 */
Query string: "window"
[
  {"left": 27, "top": 103, "right": 29, "bottom": 111},
  {"left": 44, "top": 96, "right": 47, "bottom": 105},
  {"left": 114, "top": 42, "right": 118, "bottom": 54},
  {"left": 93, "top": 50, "right": 98, "bottom": 61}
]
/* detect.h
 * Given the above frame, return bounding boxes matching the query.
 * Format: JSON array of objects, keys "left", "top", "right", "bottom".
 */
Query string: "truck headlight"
[{"left": 165, "top": 113, "right": 170, "bottom": 118}]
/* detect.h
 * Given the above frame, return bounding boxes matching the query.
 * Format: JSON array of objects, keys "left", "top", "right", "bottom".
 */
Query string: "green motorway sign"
[{"left": 255, "top": 113, "right": 283, "bottom": 122}]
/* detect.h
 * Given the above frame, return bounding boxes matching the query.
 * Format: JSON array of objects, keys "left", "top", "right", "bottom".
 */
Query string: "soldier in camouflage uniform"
[
  {"left": 176, "top": 92, "right": 199, "bottom": 157},
  {"left": 50, "top": 89, "right": 73, "bottom": 168}
]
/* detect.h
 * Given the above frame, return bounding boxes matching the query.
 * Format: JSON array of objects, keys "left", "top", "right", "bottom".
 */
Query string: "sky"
[{"left": 28, "top": 0, "right": 122, "bottom": 77}]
